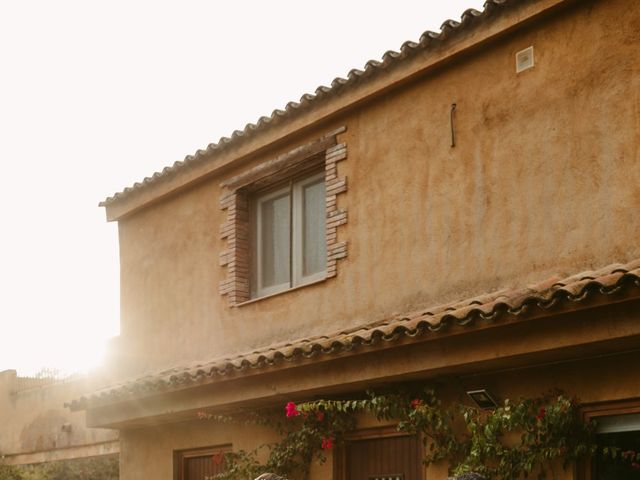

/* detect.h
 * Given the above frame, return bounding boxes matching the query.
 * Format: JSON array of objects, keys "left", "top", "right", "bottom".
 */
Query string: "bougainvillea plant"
[
  {"left": 200, "top": 400, "right": 356, "bottom": 480},
  {"left": 198, "top": 386, "right": 624, "bottom": 480}
]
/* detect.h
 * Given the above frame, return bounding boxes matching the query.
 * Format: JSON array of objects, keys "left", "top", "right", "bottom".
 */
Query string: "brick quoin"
[{"left": 219, "top": 133, "right": 348, "bottom": 304}]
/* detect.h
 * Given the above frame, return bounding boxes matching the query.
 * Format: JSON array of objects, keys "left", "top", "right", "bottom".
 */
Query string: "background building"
[{"left": 0, "top": 369, "right": 118, "bottom": 467}]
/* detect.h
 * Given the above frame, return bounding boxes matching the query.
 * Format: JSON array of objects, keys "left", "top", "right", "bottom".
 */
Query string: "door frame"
[
  {"left": 333, "top": 425, "right": 426, "bottom": 480},
  {"left": 173, "top": 444, "right": 232, "bottom": 480}
]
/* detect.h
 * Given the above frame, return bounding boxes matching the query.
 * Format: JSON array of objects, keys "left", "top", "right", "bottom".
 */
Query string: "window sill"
[{"left": 232, "top": 276, "right": 328, "bottom": 308}]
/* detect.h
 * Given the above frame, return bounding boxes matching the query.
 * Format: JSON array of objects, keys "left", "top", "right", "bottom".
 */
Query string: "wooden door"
[
  {"left": 175, "top": 446, "right": 230, "bottom": 480},
  {"left": 345, "top": 434, "right": 423, "bottom": 480}
]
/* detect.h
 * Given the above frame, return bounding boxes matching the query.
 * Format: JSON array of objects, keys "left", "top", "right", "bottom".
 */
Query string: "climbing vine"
[
  {"left": 198, "top": 386, "right": 629, "bottom": 480},
  {"left": 199, "top": 402, "right": 356, "bottom": 480}
]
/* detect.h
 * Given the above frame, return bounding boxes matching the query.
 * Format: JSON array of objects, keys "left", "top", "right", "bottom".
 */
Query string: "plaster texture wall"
[
  {"left": 119, "top": 420, "right": 312, "bottom": 480},
  {"left": 114, "top": 0, "right": 640, "bottom": 378},
  {"left": 96, "top": 1, "right": 640, "bottom": 478},
  {"left": 118, "top": 350, "right": 640, "bottom": 480},
  {"left": 0, "top": 370, "right": 118, "bottom": 465}
]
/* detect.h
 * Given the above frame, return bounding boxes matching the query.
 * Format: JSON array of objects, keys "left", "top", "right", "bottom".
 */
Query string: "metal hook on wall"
[{"left": 450, "top": 103, "right": 457, "bottom": 148}]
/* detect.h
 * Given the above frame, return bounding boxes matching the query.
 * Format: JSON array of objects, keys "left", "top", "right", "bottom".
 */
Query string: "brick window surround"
[{"left": 219, "top": 127, "right": 348, "bottom": 305}]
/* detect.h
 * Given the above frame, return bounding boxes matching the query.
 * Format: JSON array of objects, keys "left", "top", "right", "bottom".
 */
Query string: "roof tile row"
[
  {"left": 101, "top": 0, "right": 514, "bottom": 207},
  {"left": 69, "top": 257, "right": 640, "bottom": 410}
]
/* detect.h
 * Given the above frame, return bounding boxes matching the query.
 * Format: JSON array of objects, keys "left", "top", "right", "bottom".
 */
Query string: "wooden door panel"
[
  {"left": 346, "top": 435, "right": 422, "bottom": 480},
  {"left": 184, "top": 455, "right": 226, "bottom": 480},
  {"left": 175, "top": 446, "right": 230, "bottom": 480}
]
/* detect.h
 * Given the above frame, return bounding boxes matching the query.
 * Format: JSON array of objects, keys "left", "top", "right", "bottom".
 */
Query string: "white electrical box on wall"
[{"left": 516, "top": 46, "right": 535, "bottom": 73}]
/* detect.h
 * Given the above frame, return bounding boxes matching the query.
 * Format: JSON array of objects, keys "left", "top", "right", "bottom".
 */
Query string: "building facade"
[
  {"left": 72, "top": 0, "right": 640, "bottom": 478},
  {"left": 0, "top": 369, "right": 118, "bottom": 467}
]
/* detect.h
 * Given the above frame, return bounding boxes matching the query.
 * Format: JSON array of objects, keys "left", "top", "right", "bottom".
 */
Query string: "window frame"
[
  {"left": 218, "top": 129, "right": 348, "bottom": 307},
  {"left": 252, "top": 170, "right": 327, "bottom": 299},
  {"left": 581, "top": 399, "right": 640, "bottom": 480},
  {"left": 292, "top": 170, "right": 329, "bottom": 287},
  {"left": 254, "top": 182, "right": 292, "bottom": 298}
]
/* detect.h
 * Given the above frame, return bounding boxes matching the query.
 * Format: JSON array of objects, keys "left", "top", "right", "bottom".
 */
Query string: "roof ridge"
[{"left": 100, "top": 0, "right": 515, "bottom": 207}]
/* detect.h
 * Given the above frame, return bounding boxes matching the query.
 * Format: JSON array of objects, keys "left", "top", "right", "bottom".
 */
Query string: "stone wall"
[{"left": 0, "top": 369, "right": 118, "bottom": 466}]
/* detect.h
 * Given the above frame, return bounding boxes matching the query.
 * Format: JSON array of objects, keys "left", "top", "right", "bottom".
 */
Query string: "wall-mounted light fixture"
[{"left": 466, "top": 389, "right": 498, "bottom": 410}]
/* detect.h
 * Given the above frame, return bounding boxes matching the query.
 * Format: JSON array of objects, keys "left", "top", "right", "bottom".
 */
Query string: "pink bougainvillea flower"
[
  {"left": 316, "top": 410, "right": 325, "bottom": 422},
  {"left": 285, "top": 401, "right": 301, "bottom": 417},
  {"left": 321, "top": 437, "right": 334, "bottom": 450},
  {"left": 211, "top": 453, "right": 224, "bottom": 466},
  {"left": 632, "top": 462, "right": 640, "bottom": 470},
  {"left": 411, "top": 399, "right": 423, "bottom": 409},
  {"left": 196, "top": 411, "right": 208, "bottom": 420}
]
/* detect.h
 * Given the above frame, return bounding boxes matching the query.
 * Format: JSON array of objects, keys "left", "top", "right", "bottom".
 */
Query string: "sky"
[{"left": 0, "top": 0, "right": 485, "bottom": 376}]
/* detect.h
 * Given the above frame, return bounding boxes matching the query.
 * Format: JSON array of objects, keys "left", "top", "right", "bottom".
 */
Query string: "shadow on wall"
[{"left": 18, "top": 411, "right": 71, "bottom": 453}]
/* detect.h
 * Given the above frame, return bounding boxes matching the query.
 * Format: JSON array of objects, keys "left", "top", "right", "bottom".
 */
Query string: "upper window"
[
  {"left": 252, "top": 171, "right": 327, "bottom": 298},
  {"left": 218, "top": 132, "right": 347, "bottom": 306}
]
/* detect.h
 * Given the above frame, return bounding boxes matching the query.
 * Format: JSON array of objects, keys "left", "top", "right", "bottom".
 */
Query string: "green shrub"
[{"left": 0, "top": 455, "right": 118, "bottom": 480}]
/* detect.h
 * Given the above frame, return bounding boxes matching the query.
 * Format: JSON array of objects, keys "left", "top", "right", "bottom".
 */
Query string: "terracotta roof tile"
[
  {"left": 69, "top": 257, "right": 640, "bottom": 410},
  {"left": 101, "top": 0, "right": 520, "bottom": 208}
]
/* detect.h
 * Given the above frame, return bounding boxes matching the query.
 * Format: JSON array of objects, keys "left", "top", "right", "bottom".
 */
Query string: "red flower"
[
  {"left": 321, "top": 437, "right": 334, "bottom": 450},
  {"left": 285, "top": 401, "right": 301, "bottom": 418},
  {"left": 632, "top": 462, "right": 640, "bottom": 470},
  {"left": 212, "top": 453, "right": 224, "bottom": 466},
  {"left": 316, "top": 410, "right": 325, "bottom": 422},
  {"left": 535, "top": 407, "right": 546, "bottom": 421},
  {"left": 411, "top": 399, "right": 423, "bottom": 409}
]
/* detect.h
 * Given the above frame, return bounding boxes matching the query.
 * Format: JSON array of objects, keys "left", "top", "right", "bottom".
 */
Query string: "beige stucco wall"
[
  {"left": 120, "top": 420, "right": 305, "bottom": 480},
  {"left": 94, "top": 1, "right": 640, "bottom": 479},
  {"left": 0, "top": 370, "right": 118, "bottom": 465},
  {"left": 118, "top": 350, "right": 640, "bottom": 480},
  {"left": 113, "top": 0, "right": 640, "bottom": 378}
]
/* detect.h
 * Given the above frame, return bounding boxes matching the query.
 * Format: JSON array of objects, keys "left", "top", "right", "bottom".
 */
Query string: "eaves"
[
  {"left": 101, "top": 0, "right": 576, "bottom": 221},
  {"left": 68, "top": 257, "right": 640, "bottom": 416}
]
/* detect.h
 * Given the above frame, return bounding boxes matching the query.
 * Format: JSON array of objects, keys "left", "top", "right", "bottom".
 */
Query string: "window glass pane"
[
  {"left": 597, "top": 414, "right": 640, "bottom": 434},
  {"left": 594, "top": 414, "right": 640, "bottom": 480},
  {"left": 261, "top": 192, "right": 290, "bottom": 288},
  {"left": 302, "top": 178, "right": 326, "bottom": 276}
]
